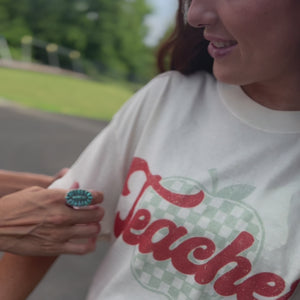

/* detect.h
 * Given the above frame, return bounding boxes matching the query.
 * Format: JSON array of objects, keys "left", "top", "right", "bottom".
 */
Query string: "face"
[{"left": 186, "top": 0, "right": 300, "bottom": 87}]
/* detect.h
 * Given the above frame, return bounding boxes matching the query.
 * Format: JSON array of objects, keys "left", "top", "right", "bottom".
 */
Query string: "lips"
[
  {"left": 211, "top": 40, "right": 237, "bottom": 49},
  {"left": 204, "top": 34, "right": 238, "bottom": 58}
]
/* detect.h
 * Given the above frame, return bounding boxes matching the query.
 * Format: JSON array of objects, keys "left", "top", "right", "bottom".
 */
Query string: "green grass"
[{"left": 0, "top": 67, "right": 134, "bottom": 120}]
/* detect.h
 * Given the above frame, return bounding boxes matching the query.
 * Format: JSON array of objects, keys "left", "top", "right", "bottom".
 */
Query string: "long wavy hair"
[{"left": 156, "top": 0, "right": 213, "bottom": 75}]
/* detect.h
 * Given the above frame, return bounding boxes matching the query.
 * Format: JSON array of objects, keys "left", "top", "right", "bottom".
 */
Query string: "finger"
[
  {"left": 65, "top": 190, "right": 103, "bottom": 207},
  {"left": 61, "top": 238, "right": 97, "bottom": 255},
  {"left": 68, "top": 223, "right": 100, "bottom": 239},
  {"left": 53, "top": 168, "right": 69, "bottom": 181},
  {"left": 68, "top": 206, "right": 105, "bottom": 224},
  {"left": 80, "top": 190, "right": 104, "bottom": 205},
  {"left": 22, "top": 186, "right": 44, "bottom": 193},
  {"left": 70, "top": 181, "right": 79, "bottom": 189},
  {"left": 88, "top": 191, "right": 103, "bottom": 205},
  {"left": 43, "top": 188, "right": 103, "bottom": 207}
]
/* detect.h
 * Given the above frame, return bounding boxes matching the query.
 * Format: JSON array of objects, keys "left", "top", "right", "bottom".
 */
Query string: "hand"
[
  {"left": 51, "top": 167, "right": 69, "bottom": 183},
  {"left": 0, "top": 186, "right": 104, "bottom": 256}
]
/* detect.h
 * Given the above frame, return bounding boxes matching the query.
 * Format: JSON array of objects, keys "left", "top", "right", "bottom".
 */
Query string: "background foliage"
[{"left": 0, "top": 0, "right": 155, "bottom": 81}]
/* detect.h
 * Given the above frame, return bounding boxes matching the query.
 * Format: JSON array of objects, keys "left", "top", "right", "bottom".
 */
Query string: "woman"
[{"left": 2, "top": 0, "right": 300, "bottom": 299}]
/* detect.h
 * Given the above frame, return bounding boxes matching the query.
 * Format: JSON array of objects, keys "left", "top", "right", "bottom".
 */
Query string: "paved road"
[{"left": 0, "top": 100, "right": 110, "bottom": 300}]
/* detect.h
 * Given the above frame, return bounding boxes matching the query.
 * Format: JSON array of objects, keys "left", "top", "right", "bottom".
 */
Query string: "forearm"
[
  {"left": 0, "top": 170, "right": 53, "bottom": 197},
  {"left": 0, "top": 254, "right": 57, "bottom": 300}
]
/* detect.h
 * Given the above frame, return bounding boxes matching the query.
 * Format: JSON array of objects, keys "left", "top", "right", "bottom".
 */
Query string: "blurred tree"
[
  {"left": 0, "top": 0, "right": 31, "bottom": 44},
  {"left": 0, "top": 0, "right": 154, "bottom": 81}
]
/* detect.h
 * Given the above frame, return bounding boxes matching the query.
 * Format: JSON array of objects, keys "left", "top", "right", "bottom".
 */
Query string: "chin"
[{"left": 213, "top": 65, "right": 251, "bottom": 86}]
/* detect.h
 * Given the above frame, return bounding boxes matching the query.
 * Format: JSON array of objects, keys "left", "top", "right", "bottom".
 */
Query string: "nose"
[{"left": 186, "top": 0, "right": 218, "bottom": 28}]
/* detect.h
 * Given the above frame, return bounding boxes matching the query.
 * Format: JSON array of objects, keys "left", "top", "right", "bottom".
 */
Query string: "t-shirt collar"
[{"left": 218, "top": 81, "right": 300, "bottom": 134}]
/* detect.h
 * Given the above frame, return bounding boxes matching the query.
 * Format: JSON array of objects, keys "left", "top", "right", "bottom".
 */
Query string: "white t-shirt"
[{"left": 52, "top": 71, "right": 300, "bottom": 300}]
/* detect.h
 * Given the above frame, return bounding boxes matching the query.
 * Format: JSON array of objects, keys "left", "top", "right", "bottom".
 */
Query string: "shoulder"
[
  {"left": 148, "top": 70, "right": 216, "bottom": 91},
  {"left": 126, "top": 71, "right": 216, "bottom": 108},
  {"left": 111, "top": 71, "right": 216, "bottom": 127}
]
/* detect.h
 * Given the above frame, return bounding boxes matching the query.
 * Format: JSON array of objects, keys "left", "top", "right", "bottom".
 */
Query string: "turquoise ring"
[{"left": 65, "top": 189, "right": 93, "bottom": 207}]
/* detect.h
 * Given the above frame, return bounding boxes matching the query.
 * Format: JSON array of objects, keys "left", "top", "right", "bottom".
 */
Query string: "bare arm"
[
  {"left": 0, "top": 187, "right": 103, "bottom": 299},
  {"left": 0, "top": 254, "right": 56, "bottom": 300},
  {"left": 0, "top": 170, "right": 104, "bottom": 298},
  {"left": 0, "top": 169, "right": 54, "bottom": 197}
]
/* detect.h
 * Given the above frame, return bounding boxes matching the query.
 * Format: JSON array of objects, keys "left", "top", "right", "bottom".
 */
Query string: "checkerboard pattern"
[{"left": 131, "top": 177, "right": 264, "bottom": 300}]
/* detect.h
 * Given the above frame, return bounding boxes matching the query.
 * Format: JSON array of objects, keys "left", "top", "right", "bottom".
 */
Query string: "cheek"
[
  {"left": 221, "top": 2, "right": 272, "bottom": 45},
  {"left": 227, "top": 17, "right": 270, "bottom": 59}
]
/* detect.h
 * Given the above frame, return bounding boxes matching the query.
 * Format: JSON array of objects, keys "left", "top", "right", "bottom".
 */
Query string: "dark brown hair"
[{"left": 156, "top": 0, "right": 213, "bottom": 75}]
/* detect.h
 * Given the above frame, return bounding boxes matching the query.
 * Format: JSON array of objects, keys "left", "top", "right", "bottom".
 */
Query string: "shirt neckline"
[{"left": 217, "top": 81, "right": 300, "bottom": 134}]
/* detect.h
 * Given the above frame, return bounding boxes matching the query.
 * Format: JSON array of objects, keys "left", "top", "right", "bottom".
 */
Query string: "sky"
[{"left": 144, "top": 0, "right": 178, "bottom": 46}]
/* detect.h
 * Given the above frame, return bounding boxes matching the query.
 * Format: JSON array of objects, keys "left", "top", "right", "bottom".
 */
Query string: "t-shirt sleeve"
[
  {"left": 49, "top": 121, "right": 123, "bottom": 237},
  {"left": 49, "top": 73, "right": 174, "bottom": 237}
]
